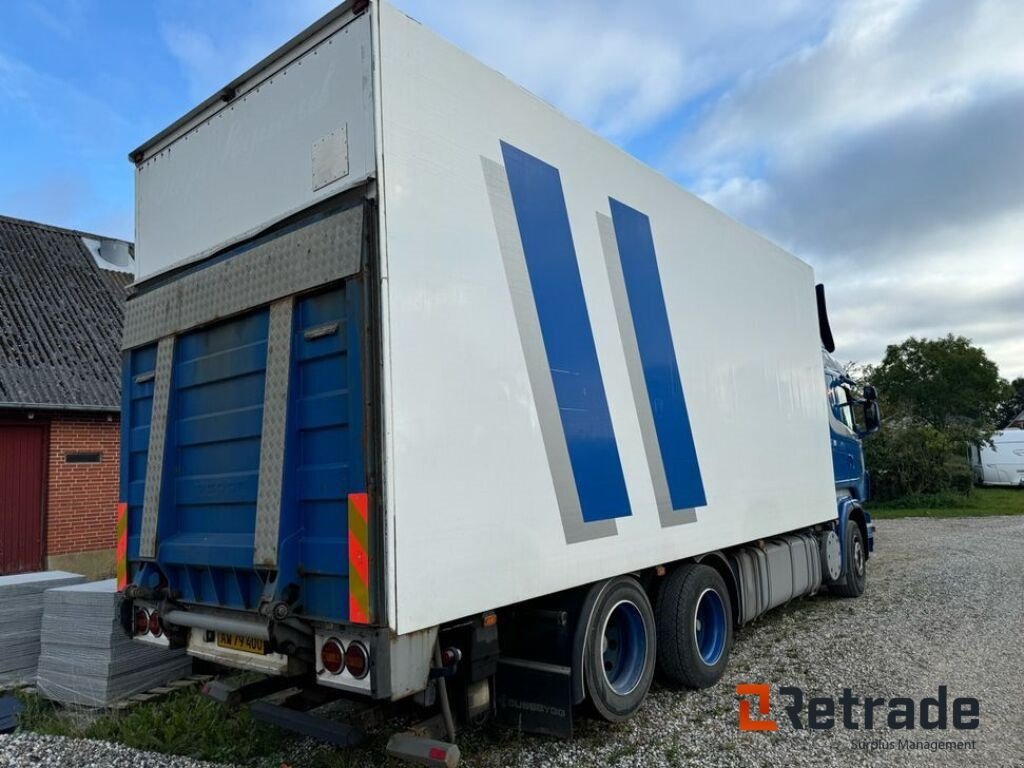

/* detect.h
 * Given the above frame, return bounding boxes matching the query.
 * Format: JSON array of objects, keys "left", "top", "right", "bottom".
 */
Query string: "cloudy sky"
[{"left": 1, "top": 0, "right": 1021, "bottom": 377}]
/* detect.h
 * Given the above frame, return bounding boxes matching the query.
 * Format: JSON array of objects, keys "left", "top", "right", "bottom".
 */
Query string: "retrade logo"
[
  {"left": 736, "top": 684, "right": 980, "bottom": 732},
  {"left": 737, "top": 683, "right": 778, "bottom": 731}
]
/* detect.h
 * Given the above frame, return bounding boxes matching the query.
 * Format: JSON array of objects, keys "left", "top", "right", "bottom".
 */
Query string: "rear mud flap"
[{"left": 495, "top": 658, "right": 573, "bottom": 739}]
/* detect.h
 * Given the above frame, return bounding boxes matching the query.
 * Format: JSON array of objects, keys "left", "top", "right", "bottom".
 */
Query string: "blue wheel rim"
[
  {"left": 601, "top": 600, "right": 647, "bottom": 695},
  {"left": 694, "top": 588, "right": 726, "bottom": 665}
]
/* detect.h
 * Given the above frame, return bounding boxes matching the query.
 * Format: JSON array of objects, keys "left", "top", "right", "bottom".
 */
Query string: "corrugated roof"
[{"left": 0, "top": 215, "right": 132, "bottom": 411}]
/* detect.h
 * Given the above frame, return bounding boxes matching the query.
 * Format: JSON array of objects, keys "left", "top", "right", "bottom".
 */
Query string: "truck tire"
[
  {"left": 830, "top": 519, "right": 867, "bottom": 598},
  {"left": 583, "top": 576, "right": 657, "bottom": 722},
  {"left": 655, "top": 563, "right": 732, "bottom": 689}
]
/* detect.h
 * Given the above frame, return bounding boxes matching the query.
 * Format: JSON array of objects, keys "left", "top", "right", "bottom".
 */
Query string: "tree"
[
  {"left": 870, "top": 335, "right": 1010, "bottom": 440},
  {"left": 864, "top": 335, "right": 1010, "bottom": 501},
  {"left": 997, "top": 377, "right": 1024, "bottom": 428}
]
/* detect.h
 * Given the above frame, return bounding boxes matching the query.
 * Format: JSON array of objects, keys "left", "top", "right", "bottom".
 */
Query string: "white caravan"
[{"left": 970, "top": 430, "right": 1024, "bottom": 487}]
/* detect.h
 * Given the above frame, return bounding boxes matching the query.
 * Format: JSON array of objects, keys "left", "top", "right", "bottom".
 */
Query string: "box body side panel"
[{"left": 377, "top": 3, "right": 836, "bottom": 634}]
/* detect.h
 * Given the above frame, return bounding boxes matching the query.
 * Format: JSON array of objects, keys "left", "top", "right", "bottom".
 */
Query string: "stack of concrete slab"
[
  {"left": 0, "top": 571, "right": 85, "bottom": 686},
  {"left": 35, "top": 579, "right": 191, "bottom": 707}
]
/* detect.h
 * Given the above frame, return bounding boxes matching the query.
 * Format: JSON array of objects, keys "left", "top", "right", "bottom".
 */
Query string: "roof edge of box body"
[{"left": 129, "top": 0, "right": 367, "bottom": 165}]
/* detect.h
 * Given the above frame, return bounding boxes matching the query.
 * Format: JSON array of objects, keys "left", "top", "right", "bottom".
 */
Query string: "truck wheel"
[
  {"left": 830, "top": 519, "right": 867, "bottom": 598},
  {"left": 655, "top": 563, "right": 732, "bottom": 689},
  {"left": 583, "top": 576, "right": 656, "bottom": 722}
]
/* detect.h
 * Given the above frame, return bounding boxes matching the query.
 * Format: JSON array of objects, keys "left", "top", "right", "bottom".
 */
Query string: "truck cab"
[{"left": 823, "top": 350, "right": 881, "bottom": 559}]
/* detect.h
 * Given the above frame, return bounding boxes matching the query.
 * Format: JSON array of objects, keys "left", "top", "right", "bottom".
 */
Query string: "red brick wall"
[{"left": 46, "top": 414, "right": 120, "bottom": 556}]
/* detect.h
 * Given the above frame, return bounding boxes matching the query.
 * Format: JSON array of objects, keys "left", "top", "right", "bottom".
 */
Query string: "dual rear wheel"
[
  {"left": 655, "top": 564, "right": 733, "bottom": 690},
  {"left": 581, "top": 577, "right": 657, "bottom": 722},
  {"left": 585, "top": 527, "right": 868, "bottom": 721},
  {"left": 583, "top": 564, "right": 734, "bottom": 721}
]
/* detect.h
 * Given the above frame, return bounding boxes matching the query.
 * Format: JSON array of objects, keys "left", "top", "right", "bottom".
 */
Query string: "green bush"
[
  {"left": 864, "top": 422, "right": 973, "bottom": 501},
  {"left": 946, "top": 458, "right": 975, "bottom": 495}
]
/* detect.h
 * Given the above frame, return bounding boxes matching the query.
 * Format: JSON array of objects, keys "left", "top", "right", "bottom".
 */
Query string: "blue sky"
[{"left": 1, "top": 0, "right": 1022, "bottom": 377}]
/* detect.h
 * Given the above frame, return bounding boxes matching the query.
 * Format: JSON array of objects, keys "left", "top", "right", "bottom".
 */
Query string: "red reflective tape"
[
  {"left": 349, "top": 533, "right": 369, "bottom": 585},
  {"left": 115, "top": 502, "right": 128, "bottom": 591},
  {"left": 349, "top": 491, "right": 368, "bottom": 523},
  {"left": 349, "top": 595, "right": 369, "bottom": 625},
  {"left": 348, "top": 492, "right": 371, "bottom": 624}
]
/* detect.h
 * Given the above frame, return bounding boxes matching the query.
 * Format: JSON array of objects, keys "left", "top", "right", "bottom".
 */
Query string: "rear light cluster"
[
  {"left": 320, "top": 638, "right": 369, "bottom": 679},
  {"left": 133, "top": 607, "right": 162, "bottom": 638}
]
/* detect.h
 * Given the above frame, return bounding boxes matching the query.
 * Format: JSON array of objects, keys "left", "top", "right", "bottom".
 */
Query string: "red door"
[{"left": 0, "top": 424, "right": 46, "bottom": 575}]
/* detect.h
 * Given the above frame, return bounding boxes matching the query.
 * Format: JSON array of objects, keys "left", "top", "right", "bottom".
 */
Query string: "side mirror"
[
  {"left": 862, "top": 385, "right": 878, "bottom": 401},
  {"left": 860, "top": 400, "right": 881, "bottom": 436}
]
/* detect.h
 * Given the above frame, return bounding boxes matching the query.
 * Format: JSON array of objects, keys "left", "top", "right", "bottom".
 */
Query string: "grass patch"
[
  {"left": 13, "top": 688, "right": 388, "bottom": 767},
  {"left": 16, "top": 688, "right": 290, "bottom": 765},
  {"left": 868, "top": 487, "right": 1024, "bottom": 519}
]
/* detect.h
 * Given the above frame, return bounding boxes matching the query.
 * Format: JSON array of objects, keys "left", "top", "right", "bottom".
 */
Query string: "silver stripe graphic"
[
  {"left": 598, "top": 213, "right": 697, "bottom": 528},
  {"left": 253, "top": 298, "right": 295, "bottom": 567},
  {"left": 482, "top": 157, "right": 617, "bottom": 544},
  {"left": 123, "top": 205, "right": 363, "bottom": 350},
  {"left": 139, "top": 336, "right": 176, "bottom": 558}
]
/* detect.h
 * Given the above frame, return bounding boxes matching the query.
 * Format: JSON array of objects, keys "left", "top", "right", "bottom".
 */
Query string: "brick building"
[{"left": 0, "top": 215, "right": 132, "bottom": 577}]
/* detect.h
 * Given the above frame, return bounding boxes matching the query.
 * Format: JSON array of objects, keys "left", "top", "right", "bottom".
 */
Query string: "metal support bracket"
[
  {"left": 254, "top": 298, "right": 295, "bottom": 567},
  {"left": 139, "top": 336, "right": 175, "bottom": 559},
  {"left": 249, "top": 701, "right": 366, "bottom": 747}
]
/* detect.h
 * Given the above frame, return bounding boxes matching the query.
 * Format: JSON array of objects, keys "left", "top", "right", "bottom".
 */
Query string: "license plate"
[{"left": 216, "top": 632, "right": 267, "bottom": 655}]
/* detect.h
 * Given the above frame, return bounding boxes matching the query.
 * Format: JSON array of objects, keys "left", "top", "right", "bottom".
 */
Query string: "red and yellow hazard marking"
[
  {"left": 348, "top": 492, "right": 371, "bottom": 624},
  {"left": 115, "top": 502, "right": 128, "bottom": 591}
]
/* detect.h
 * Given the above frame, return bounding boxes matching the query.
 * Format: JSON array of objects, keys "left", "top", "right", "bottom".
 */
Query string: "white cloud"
[
  {"left": 24, "top": 2, "right": 75, "bottom": 40},
  {"left": 681, "top": 0, "right": 1024, "bottom": 175},
  {"left": 822, "top": 210, "right": 1024, "bottom": 374},
  {"left": 392, "top": 0, "right": 833, "bottom": 140},
  {"left": 679, "top": 0, "right": 1024, "bottom": 377},
  {"left": 0, "top": 50, "right": 132, "bottom": 140},
  {"left": 700, "top": 85, "right": 1024, "bottom": 262},
  {"left": 400, "top": 3, "right": 687, "bottom": 139},
  {"left": 159, "top": 0, "right": 338, "bottom": 102},
  {"left": 160, "top": 23, "right": 220, "bottom": 101}
]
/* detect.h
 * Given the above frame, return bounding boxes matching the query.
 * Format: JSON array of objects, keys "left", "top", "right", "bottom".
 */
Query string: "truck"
[{"left": 118, "top": 0, "right": 881, "bottom": 759}]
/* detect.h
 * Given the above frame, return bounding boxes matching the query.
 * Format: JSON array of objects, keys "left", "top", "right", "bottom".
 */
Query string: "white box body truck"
[{"left": 121, "top": 0, "right": 880, "bottom": 747}]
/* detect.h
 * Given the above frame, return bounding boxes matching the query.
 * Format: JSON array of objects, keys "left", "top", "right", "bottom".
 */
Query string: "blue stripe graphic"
[
  {"left": 501, "top": 142, "right": 631, "bottom": 523},
  {"left": 609, "top": 198, "right": 706, "bottom": 510}
]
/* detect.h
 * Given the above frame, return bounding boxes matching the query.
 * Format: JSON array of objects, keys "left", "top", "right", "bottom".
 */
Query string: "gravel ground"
[
  {"left": 1, "top": 516, "right": 1021, "bottom": 768},
  {"left": 469, "top": 515, "right": 1024, "bottom": 768},
  {"left": 0, "top": 733, "right": 226, "bottom": 768}
]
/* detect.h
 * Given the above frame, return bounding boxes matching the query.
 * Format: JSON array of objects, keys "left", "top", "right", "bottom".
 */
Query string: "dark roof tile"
[{"left": 0, "top": 215, "right": 131, "bottom": 410}]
